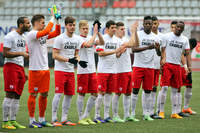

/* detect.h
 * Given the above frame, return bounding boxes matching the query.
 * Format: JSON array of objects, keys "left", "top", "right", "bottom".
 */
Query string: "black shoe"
[
  {"left": 178, "top": 112, "right": 190, "bottom": 117},
  {"left": 150, "top": 114, "right": 162, "bottom": 119}
]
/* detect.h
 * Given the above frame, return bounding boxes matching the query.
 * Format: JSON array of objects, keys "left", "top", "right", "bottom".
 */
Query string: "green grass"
[{"left": 0, "top": 68, "right": 200, "bottom": 133}]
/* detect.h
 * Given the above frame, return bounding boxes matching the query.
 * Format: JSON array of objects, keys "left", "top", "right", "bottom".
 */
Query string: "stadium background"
[{"left": 0, "top": 0, "right": 199, "bottom": 69}]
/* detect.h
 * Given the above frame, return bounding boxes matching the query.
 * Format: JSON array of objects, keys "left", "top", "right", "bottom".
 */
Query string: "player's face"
[
  {"left": 174, "top": 23, "right": 184, "bottom": 36},
  {"left": 152, "top": 20, "right": 159, "bottom": 32},
  {"left": 171, "top": 24, "right": 176, "bottom": 32},
  {"left": 22, "top": 18, "right": 31, "bottom": 32},
  {"left": 116, "top": 26, "right": 125, "bottom": 37},
  {"left": 143, "top": 19, "right": 152, "bottom": 34},
  {"left": 79, "top": 25, "right": 89, "bottom": 36},
  {"left": 35, "top": 19, "right": 45, "bottom": 31},
  {"left": 66, "top": 22, "right": 76, "bottom": 34},
  {"left": 107, "top": 25, "right": 116, "bottom": 36}
]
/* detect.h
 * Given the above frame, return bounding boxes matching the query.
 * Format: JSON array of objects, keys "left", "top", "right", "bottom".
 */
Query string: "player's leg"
[
  {"left": 81, "top": 73, "right": 98, "bottom": 125},
  {"left": 159, "top": 63, "right": 171, "bottom": 119},
  {"left": 94, "top": 73, "right": 107, "bottom": 123},
  {"left": 142, "top": 68, "right": 154, "bottom": 121},
  {"left": 51, "top": 71, "right": 64, "bottom": 126},
  {"left": 104, "top": 74, "right": 117, "bottom": 123},
  {"left": 112, "top": 73, "right": 124, "bottom": 123},
  {"left": 61, "top": 72, "right": 76, "bottom": 126}
]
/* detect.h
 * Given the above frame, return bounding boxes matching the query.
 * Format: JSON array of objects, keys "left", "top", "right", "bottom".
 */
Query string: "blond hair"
[{"left": 79, "top": 20, "right": 89, "bottom": 29}]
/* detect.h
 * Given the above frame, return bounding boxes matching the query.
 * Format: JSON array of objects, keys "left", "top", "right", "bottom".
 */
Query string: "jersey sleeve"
[
  {"left": 3, "top": 34, "right": 12, "bottom": 48},
  {"left": 53, "top": 36, "right": 62, "bottom": 50},
  {"left": 96, "top": 45, "right": 104, "bottom": 52},
  {"left": 184, "top": 37, "right": 190, "bottom": 50}
]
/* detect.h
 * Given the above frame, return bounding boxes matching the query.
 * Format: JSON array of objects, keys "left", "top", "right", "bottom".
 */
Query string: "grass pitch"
[{"left": 0, "top": 68, "right": 200, "bottom": 133}]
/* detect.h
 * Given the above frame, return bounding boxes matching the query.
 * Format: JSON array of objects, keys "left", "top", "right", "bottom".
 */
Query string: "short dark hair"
[
  {"left": 189, "top": 38, "right": 197, "bottom": 50},
  {"left": 106, "top": 20, "right": 116, "bottom": 28},
  {"left": 65, "top": 16, "right": 76, "bottom": 25},
  {"left": 17, "top": 17, "right": 27, "bottom": 28},
  {"left": 152, "top": 16, "right": 158, "bottom": 21},
  {"left": 178, "top": 21, "right": 185, "bottom": 25},
  {"left": 31, "top": 14, "right": 45, "bottom": 26},
  {"left": 171, "top": 20, "right": 177, "bottom": 25},
  {"left": 116, "top": 22, "right": 124, "bottom": 27},
  {"left": 144, "top": 16, "right": 152, "bottom": 21}
]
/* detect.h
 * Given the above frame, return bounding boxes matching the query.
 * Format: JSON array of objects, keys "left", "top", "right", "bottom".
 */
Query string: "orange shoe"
[
  {"left": 62, "top": 121, "right": 76, "bottom": 126},
  {"left": 158, "top": 112, "right": 165, "bottom": 119},
  {"left": 171, "top": 114, "right": 183, "bottom": 119},
  {"left": 52, "top": 121, "right": 63, "bottom": 127},
  {"left": 182, "top": 108, "right": 197, "bottom": 115}
]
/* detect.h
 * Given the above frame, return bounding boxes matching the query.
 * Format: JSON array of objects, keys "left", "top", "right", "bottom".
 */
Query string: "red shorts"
[
  {"left": 97, "top": 73, "right": 117, "bottom": 93},
  {"left": 180, "top": 67, "right": 192, "bottom": 87},
  {"left": 3, "top": 63, "right": 26, "bottom": 96},
  {"left": 116, "top": 72, "right": 132, "bottom": 94},
  {"left": 160, "top": 63, "right": 181, "bottom": 88},
  {"left": 54, "top": 71, "right": 75, "bottom": 95},
  {"left": 77, "top": 73, "right": 98, "bottom": 94},
  {"left": 153, "top": 69, "right": 160, "bottom": 86},
  {"left": 132, "top": 67, "right": 154, "bottom": 90},
  {"left": 28, "top": 70, "right": 50, "bottom": 94}
]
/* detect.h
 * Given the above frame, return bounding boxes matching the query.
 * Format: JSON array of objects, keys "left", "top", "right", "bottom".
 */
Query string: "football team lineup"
[{"left": 0, "top": 3, "right": 199, "bottom": 133}]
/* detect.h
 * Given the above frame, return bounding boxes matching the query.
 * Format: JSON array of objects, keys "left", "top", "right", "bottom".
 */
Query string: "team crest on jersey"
[
  {"left": 79, "top": 86, "right": 83, "bottom": 91},
  {"left": 16, "top": 39, "right": 26, "bottom": 47},
  {"left": 98, "top": 85, "right": 101, "bottom": 89},
  {"left": 119, "top": 87, "right": 122, "bottom": 92},
  {"left": 9, "top": 85, "right": 14, "bottom": 89},
  {"left": 34, "top": 87, "right": 38, "bottom": 91}
]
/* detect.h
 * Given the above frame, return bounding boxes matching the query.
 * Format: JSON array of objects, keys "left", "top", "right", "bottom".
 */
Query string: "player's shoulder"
[{"left": 5, "top": 31, "right": 16, "bottom": 38}]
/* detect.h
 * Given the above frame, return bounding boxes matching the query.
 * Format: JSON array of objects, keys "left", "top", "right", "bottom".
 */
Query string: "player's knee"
[
  {"left": 116, "top": 93, "right": 121, "bottom": 96},
  {"left": 132, "top": 88, "right": 139, "bottom": 94},
  {"left": 125, "top": 93, "right": 131, "bottom": 96},
  {"left": 99, "top": 91, "right": 105, "bottom": 95},
  {"left": 6, "top": 92, "right": 15, "bottom": 98},
  {"left": 79, "top": 93, "right": 85, "bottom": 96},
  {"left": 30, "top": 93, "right": 38, "bottom": 97},
  {"left": 91, "top": 93, "right": 98, "bottom": 97},
  {"left": 161, "top": 86, "right": 168, "bottom": 93},
  {"left": 144, "top": 90, "right": 151, "bottom": 94}
]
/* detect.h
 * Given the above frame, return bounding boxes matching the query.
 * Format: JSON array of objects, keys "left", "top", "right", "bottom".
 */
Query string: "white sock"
[
  {"left": 95, "top": 94, "right": 103, "bottom": 119},
  {"left": 10, "top": 99, "right": 20, "bottom": 121},
  {"left": 2, "top": 97, "right": 12, "bottom": 121},
  {"left": 131, "top": 93, "right": 138, "bottom": 116},
  {"left": 52, "top": 93, "right": 62, "bottom": 122},
  {"left": 29, "top": 117, "right": 36, "bottom": 124},
  {"left": 61, "top": 95, "right": 72, "bottom": 122},
  {"left": 142, "top": 91, "right": 151, "bottom": 116},
  {"left": 123, "top": 95, "right": 131, "bottom": 118},
  {"left": 150, "top": 91, "right": 156, "bottom": 115},
  {"left": 104, "top": 93, "right": 112, "bottom": 119},
  {"left": 177, "top": 92, "right": 182, "bottom": 113},
  {"left": 184, "top": 87, "right": 192, "bottom": 109},
  {"left": 82, "top": 95, "right": 97, "bottom": 119},
  {"left": 171, "top": 88, "right": 178, "bottom": 114},
  {"left": 156, "top": 90, "right": 161, "bottom": 113},
  {"left": 112, "top": 94, "right": 120, "bottom": 118},
  {"left": 160, "top": 86, "right": 168, "bottom": 112},
  {"left": 39, "top": 117, "right": 45, "bottom": 123},
  {"left": 76, "top": 95, "right": 84, "bottom": 120}
]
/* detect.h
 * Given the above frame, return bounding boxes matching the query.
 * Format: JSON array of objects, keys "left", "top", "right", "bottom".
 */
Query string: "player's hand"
[
  {"left": 154, "top": 42, "right": 160, "bottom": 50},
  {"left": 148, "top": 44, "right": 155, "bottom": 49},
  {"left": 160, "top": 58, "right": 166, "bottom": 66},
  {"left": 184, "top": 67, "right": 189, "bottom": 75},
  {"left": 79, "top": 61, "right": 88, "bottom": 68},
  {"left": 94, "top": 23, "right": 98, "bottom": 34},
  {"left": 22, "top": 52, "right": 29, "bottom": 58},
  {"left": 93, "top": 19, "right": 101, "bottom": 32},
  {"left": 25, "top": 75, "right": 28, "bottom": 81},
  {"left": 131, "top": 21, "right": 138, "bottom": 33},
  {"left": 188, "top": 67, "right": 192, "bottom": 73},
  {"left": 68, "top": 57, "right": 78, "bottom": 65}
]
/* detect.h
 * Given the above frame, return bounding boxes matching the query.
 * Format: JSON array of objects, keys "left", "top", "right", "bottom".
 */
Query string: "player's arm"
[
  {"left": 47, "top": 23, "right": 61, "bottom": 39},
  {"left": 155, "top": 42, "right": 161, "bottom": 56},
  {"left": 185, "top": 49, "right": 192, "bottom": 72},
  {"left": 132, "top": 44, "right": 154, "bottom": 53},
  {"left": 52, "top": 48, "right": 69, "bottom": 62},
  {"left": 160, "top": 47, "right": 166, "bottom": 66},
  {"left": 123, "top": 21, "right": 139, "bottom": 48},
  {"left": 3, "top": 47, "right": 29, "bottom": 58}
]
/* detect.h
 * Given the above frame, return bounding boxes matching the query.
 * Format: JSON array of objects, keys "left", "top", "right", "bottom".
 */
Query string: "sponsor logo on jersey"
[
  {"left": 64, "top": 42, "right": 78, "bottom": 49},
  {"left": 105, "top": 42, "right": 117, "bottom": 49},
  {"left": 141, "top": 39, "right": 155, "bottom": 46},
  {"left": 169, "top": 40, "right": 183, "bottom": 49},
  {"left": 16, "top": 39, "right": 26, "bottom": 47},
  {"left": 38, "top": 36, "right": 48, "bottom": 45}
]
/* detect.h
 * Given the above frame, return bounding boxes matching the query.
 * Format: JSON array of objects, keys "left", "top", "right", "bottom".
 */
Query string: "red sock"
[
  {"left": 28, "top": 95, "right": 36, "bottom": 117},
  {"left": 39, "top": 95, "right": 47, "bottom": 117}
]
